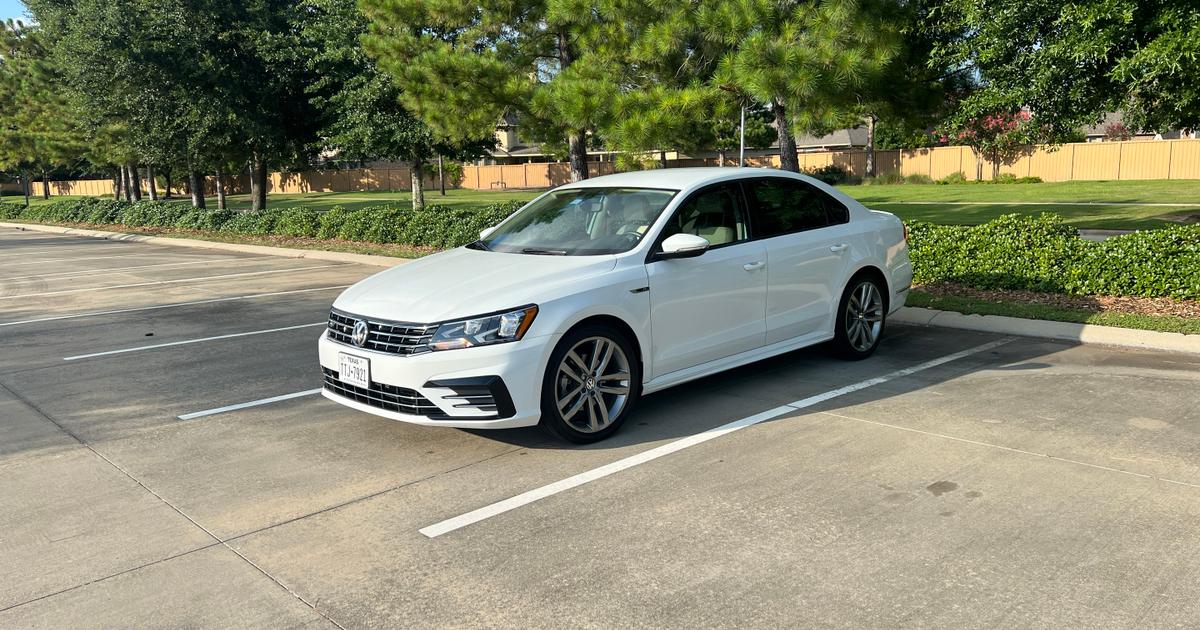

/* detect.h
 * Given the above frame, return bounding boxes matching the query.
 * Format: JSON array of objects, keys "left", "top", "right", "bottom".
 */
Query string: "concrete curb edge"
[
  {"left": 892, "top": 306, "right": 1200, "bottom": 355},
  {"left": 0, "top": 221, "right": 410, "bottom": 268}
]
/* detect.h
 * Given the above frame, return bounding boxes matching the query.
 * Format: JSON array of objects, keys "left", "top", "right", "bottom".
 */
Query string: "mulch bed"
[{"left": 915, "top": 282, "right": 1200, "bottom": 319}]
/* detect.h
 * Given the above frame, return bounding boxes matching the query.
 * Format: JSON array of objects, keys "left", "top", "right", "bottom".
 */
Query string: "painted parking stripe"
[
  {"left": 63, "top": 322, "right": 326, "bottom": 361},
  {"left": 3, "top": 253, "right": 161, "bottom": 267},
  {"left": 0, "top": 285, "right": 350, "bottom": 328},
  {"left": 177, "top": 389, "right": 323, "bottom": 421},
  {"left": 2, "top": 255, "right": 276, "bottom": 281},
  {"left": 418, "top": 337, "right": 1015, "bottom": 539},
  {"left": 0, "top": 263, "right": 349, "bottom": 300}
]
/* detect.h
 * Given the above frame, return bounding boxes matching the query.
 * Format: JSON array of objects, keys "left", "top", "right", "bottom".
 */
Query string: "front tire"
[
  {"left": 832, "top": 275, "right": 887, "bottom": 359},
  {"left": 540, "top": 324, "right": 641, "bottom": 443}
]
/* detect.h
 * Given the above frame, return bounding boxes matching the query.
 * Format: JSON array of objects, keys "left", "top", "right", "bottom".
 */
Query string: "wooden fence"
[{"left": 7, "top": 138, "right": 1199, "bottom": 199}]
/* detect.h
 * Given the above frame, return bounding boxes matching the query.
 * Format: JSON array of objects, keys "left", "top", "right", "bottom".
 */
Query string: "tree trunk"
[
  {"left": 147, "top": 166, "right": 158, "bottom": 201},
  {"left": 438, "top": 155, "right": 446, "bottom": 196},
  {"left": 773, "top": 100, "right": 799, "bottom": 173},
  {"left": 162, "top": 167, "right": 172, "bottom": 199},
  {"left": 215, "top": 165, "right": 227, "bottom": 210},
  {"left": 411, "top": 161, "right": 426, "bottom": 210},
  {"left": 189, "top": 170, "right": 206, "bottom": 209},
  {"left": 250, "top": 156, "right": 268, "bottom": 211},
  {"left": 127, "top": 164, "right": 142, "bottom": 201},
  {"left": 21, "top": 174, "right": 31, "bottom": 207},
  {"left": 557, "top": 31, "right": 589, "bottom": 182},
  {"left": 659, "top": 150, "right": 668, "bottom": 169},
  {"left": 865, "top": 114, "right": 877, "bottom": 178},
  {"left": 41, "top": 170, "right": 50, "bottom": 199},
  {"left": 974, "top": 150, "right": 984, "bottom": 181},
  {"left": 718, "top": 149, "right": 727, "bottom": 167},
  {"left": 567, "top": 129, "right": 589, "bottom": 182}
]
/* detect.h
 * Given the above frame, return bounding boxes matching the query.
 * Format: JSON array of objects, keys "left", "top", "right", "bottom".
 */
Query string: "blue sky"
[{"left": 1, "top": 0, "right": 30, "bottom": 22}]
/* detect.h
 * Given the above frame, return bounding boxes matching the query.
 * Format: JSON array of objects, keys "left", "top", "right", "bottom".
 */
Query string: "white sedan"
[{"left": 319, "top": 168, "right": 912, "bottom": 442}]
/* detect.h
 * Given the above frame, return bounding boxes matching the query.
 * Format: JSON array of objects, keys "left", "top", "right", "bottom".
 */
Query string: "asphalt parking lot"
[{"left": 2, "top": 226, "right": 1200, "bottom": 629}]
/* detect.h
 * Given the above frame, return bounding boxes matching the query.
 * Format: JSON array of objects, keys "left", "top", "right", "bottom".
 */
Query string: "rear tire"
[
  {"left": 832, "top": 274, "right": 887, "bottom": 360},
  {"left": 540, "top": 324, "right": 641, "bottom": 443}
]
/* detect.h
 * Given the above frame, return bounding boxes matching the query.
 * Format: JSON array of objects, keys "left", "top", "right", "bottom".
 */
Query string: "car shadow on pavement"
[{"left": 464, "top": 326, "right": 1071, "bottom": 452}]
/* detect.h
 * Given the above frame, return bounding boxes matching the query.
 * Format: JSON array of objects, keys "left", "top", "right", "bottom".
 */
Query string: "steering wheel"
[{"left": 621, "top": 232, "right": 642, "bottom": 246}]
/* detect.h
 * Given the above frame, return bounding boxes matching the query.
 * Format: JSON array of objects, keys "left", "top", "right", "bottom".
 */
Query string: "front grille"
[
  {"left": 327, "top": 309, "right": 436, "bottom": 356},
  {"left": 322, "top": 368, "right": 441, "bottom": 416}
]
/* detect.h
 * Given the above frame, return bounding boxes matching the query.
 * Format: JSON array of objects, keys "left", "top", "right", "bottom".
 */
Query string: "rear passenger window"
[{"left": 745, "top": 178, "right": 848, "bottom": 237}]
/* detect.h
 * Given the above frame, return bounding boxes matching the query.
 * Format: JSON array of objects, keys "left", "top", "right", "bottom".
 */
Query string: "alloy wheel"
[
  {"left": 845, "top": 281, "right": 884, "bottom": 352},
  {"left": 554, "top": 336, "right": 632, "bottom": 433}
]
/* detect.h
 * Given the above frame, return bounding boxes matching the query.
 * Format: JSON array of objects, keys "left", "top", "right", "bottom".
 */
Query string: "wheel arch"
[
  {"left": 562, "top": 314, "right": 644, "bottom": 373},
  {"left": 846, "top": 264, "right": 891, "bottom": 312}
]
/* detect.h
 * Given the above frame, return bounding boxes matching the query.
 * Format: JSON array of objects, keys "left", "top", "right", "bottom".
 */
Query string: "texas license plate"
[{"left": 338, "top": 353, "right": 370, "bottom": 388}]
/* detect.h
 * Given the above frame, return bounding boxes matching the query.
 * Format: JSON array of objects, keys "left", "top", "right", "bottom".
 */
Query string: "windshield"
[{"left": 477, "top": 187, "right": 677, "bottom": 256}]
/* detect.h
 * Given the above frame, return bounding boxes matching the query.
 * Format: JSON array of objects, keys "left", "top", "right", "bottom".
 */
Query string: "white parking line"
[
  {"left": 0, "top": 263, "right": 349, "bottom": 300},
  {"left": 4, "top": 253, "right": 161, "bottom": 267},
  {"left": 418, "top": 337, "right": 1015, "bottom": 539},
  {"left": 0, "top": 285, "right": 350, "bottom": 328},
  {"left": 63, "top": 322, "right": 326, "bottom": 361},
  {"left": 178, "top": 389, "right": 323, "bottom": 420},
  {"left": 2, "top": 255, "right": 276, "bottom": 281}
]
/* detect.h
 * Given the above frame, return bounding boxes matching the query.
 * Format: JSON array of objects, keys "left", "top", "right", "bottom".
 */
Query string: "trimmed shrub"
[
  {"left": 990, "top": 173, "right": 1018, "bottom": 184},
  {"left": 0, "top": 202, "right": 24, "bottom": 219},
  {"left": 803, "top": 164, "right": 850, "bottom": 185},
  {"left": 117, "top": 200, "right": 189, "bottom": 227},
  {"left": 220, "top": 208, "right": 286, "bottom": 235},
  {"left": 909, "top": 214, "right": 1200, "bottom": 300},
  {"left": 316, "top": 206, "right": 351, "bottom": 240},
  {"left": 274, "top": 207, "right": 321, "bottom": 238},
  {"left": 937, "top": 171, "right": 968, "bottom": 185},
  {"left": 175, "top": 208, "right": 236, "bottom": 231},
  {"left": 1016, "top": 176, "right": 1043, "bottom": 184},
  {"left": 904, "top": 173, "right": 934, "bottom": 185}
]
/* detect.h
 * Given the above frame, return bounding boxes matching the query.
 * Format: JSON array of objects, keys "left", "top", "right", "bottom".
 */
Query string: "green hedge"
[
  {"left": 0, "top": 199, "right": 524, "bottom": 250},
  {"left": 4, "top": 200, "right": 1195, "bottom": 300},
  {"left": 909, "top": 214, "right": 1200, "bottom": 300}
]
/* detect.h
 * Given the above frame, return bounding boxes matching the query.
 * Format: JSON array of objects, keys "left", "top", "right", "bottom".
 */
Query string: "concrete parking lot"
[{"left": 2, "top": 225, "right": 1199, "bottom": 629}]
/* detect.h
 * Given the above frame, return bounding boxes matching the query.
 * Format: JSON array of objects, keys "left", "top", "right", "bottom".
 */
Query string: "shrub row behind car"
[
  {"left": 908, "top": 214, "right": 1200, "bottom": 300},
  {"left": 0, "top": 198, "right": 525, "bottom": 249},
  {"left": 3, "top": 200, "right": 1195, "bottom": 301}
]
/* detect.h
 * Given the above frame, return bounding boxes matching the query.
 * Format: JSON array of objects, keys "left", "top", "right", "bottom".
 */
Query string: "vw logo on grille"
[{"left": 351, "top": 320, "right": 369, "bottom": 347}]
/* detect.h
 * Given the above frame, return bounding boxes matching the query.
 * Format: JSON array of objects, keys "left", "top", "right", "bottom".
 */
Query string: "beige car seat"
[{"left": 681, "top": 195, "right": 737, "bottom": 245}]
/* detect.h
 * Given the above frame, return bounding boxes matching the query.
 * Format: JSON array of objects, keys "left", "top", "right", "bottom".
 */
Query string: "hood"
[{"left": 333, "top": 247, "right": 618, "bottom": 323}]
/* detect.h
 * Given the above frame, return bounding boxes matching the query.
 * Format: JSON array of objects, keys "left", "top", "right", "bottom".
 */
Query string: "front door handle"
[
  {"left": 829, "top": 243, "right": 849, "bottom": 253},
  {"left": 743, "top": 261, "right": 765, "bottom": 271}
]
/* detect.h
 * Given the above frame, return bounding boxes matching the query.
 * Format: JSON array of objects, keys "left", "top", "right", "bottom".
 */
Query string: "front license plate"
[{"left": 338, "top": 353, "right": 370, "bottom": 388}]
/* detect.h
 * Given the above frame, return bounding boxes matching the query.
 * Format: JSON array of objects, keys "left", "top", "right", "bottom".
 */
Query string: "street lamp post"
[{"left": 739, "top": 105, "right": 746, "bottom": 167}]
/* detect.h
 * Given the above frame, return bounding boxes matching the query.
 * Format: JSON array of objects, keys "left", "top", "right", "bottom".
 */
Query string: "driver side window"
[{"left": 663, "top": 184, "right": 749, "bottom": 247}]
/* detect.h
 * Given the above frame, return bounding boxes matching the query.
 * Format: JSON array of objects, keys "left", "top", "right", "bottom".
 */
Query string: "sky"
[{"left": 1, "top": 0, "right": 30, "bottom": 23}]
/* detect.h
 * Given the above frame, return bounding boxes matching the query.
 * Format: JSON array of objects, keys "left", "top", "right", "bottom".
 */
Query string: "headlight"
[{"left": 428, "top": 305, "right": 539, "bottom": 351}]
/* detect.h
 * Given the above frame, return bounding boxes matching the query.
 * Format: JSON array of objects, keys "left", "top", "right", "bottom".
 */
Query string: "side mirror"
[
  {"left": 479, "top": 226, "right": 497, "bottom": 240},
  {"left": 655, "top": 233, "right": 710, "bottom": 260}
]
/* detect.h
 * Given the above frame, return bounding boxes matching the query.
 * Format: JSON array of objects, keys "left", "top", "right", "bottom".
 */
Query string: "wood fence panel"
[
  {"left": 900, "top": 149, "right": 933, "bottom": 178},
  {"left": 1027, "top": 146, "right": 1073, "bottom": 182},
  {"left": 1119, "top": 142, "right": 1171, "bottom": 180},
  {"left": 928, "top": 146, "right": 967, "bottom": 180},
  {"left": 1072, "top": 142, "right": 1122, "bottom": 180},
  {"left": 1169, "top": 140, "right": 1200, "bottom": 179}
]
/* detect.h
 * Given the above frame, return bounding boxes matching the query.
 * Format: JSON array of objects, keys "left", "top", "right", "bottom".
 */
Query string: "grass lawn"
[
  {"left": 908, "top": 290, "right": 1200, "bottom": 335},
  {"left": 9, "top": 178, "right": 1200, "bottom": 229},
  {"left": 838, "top": 179, "right": 1200, "bottom": 230}
]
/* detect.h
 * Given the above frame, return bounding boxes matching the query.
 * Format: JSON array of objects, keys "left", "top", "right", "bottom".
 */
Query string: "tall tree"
[
  {"left": 928, "top": 0, "right": 1200, "bottom": 139},
  {"left": 703, "top": 0, "right": 902, "bottom": 172},
  {"left": 303, "top": 0, "right": 491, "bottom": 209},
  {"left": 0, "top": 19, "right": 83, "bottom": 204},
  {"left": 360, "top": 0, "right": 646, "bottom": 182}
]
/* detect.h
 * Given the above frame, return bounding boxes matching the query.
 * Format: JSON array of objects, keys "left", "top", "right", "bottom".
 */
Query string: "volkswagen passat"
[{"left": 319, "top": 168, "right": 911, "bottom": 442}]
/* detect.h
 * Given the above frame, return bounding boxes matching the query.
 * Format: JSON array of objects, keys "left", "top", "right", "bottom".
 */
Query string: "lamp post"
[{"left": 719, "top": 84, "right": 748, "bottom": 168}]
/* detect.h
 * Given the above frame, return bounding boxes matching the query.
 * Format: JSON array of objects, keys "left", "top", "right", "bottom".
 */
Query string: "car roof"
[{"left": 558, "top": 167, "right": 812, "bottom": 192}]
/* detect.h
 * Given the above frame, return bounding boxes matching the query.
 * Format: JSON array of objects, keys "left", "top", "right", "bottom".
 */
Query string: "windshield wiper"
[
  {"left": 466, "top": 240, "right": 490, "bottom": 251},
  {"left": 521, "top": 247, "right": 568, "bottom": 256}
]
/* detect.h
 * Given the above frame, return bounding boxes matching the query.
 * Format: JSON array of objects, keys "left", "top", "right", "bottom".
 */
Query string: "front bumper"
[{"left": 317, "top": 330, "right": 555, "bottom": 429}]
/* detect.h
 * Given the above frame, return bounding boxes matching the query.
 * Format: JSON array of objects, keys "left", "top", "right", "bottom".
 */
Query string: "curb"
[
  {"left": 0, "top": 222, "right": 410, "bottom": 268},
  {"left": 892, "top": 306, "right": 1200, "bottom": 355}
]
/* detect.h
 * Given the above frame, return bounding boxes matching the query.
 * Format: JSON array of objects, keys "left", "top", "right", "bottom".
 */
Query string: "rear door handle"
[
  {"left": 743, "top": 261, "right": 765, "bottom": 271},
  {"left": 829, "top": 243, "right": 849, "bottom": 253}
]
